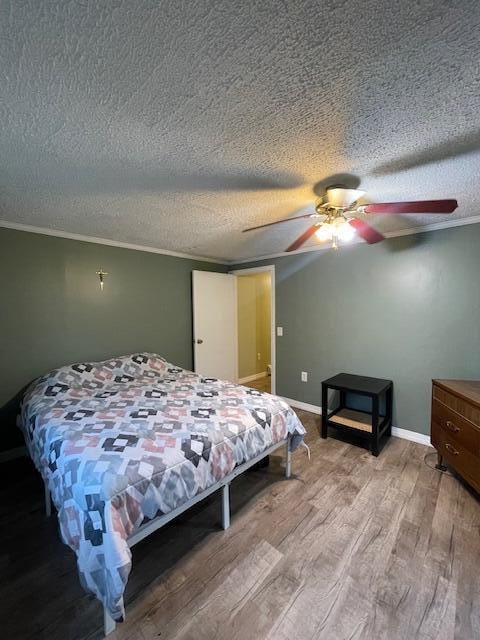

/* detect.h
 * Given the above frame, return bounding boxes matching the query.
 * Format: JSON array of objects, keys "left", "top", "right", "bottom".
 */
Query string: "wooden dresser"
[{"left": 431, "top": 379, "right": 480, "bottom": 493}]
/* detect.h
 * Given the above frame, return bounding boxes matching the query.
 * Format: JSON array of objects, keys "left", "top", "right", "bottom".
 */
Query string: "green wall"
[
  {"left": 233, "top": 224, "right": 480, "bottom": 435},
  {"left": 0, "top": 228, "right": 225, "bottom": 452},
  {"left": 2, "top": 223, "right": 479, "bottom": 449}
]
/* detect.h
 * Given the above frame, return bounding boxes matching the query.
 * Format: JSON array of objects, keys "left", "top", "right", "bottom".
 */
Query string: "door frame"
[{"left": 229, "top": 265, "right": 276, "bottom": 395}]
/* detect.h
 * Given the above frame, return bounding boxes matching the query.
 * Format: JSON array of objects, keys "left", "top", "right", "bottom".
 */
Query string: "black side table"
[{"left": 321, "top": 373, "right": 393, "bottom": 456}]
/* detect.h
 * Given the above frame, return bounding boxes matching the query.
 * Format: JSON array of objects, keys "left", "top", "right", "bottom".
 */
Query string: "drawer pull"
[
  {"left": 444, "top": 442, "right": 459, "bottom": 455},
  {"left": 445, "top": 420, "right": 460, "bottom": 433}
]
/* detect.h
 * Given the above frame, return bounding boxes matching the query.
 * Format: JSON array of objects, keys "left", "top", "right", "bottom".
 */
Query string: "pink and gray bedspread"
[{"left": 19, "top": 353, "right": 305, "bottom": 619}]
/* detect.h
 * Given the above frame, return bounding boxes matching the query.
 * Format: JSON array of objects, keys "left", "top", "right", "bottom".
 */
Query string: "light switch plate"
[
  {"left": 301, "top": 371, "right": 308, "bottom": 382},
  {"left": 277, "top": 326, "right": 283, "bottom": 337}
]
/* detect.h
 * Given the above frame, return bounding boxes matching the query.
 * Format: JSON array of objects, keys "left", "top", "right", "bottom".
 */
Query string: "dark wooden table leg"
[
  {"left": 321, "top": 383, "right": 328, "bottom": 439},
  {"left": 371, "top": 395, "right": 379, "bottom": 456},
  {"left": 386, "top": 385, "right": 393, "bottom": 437}
]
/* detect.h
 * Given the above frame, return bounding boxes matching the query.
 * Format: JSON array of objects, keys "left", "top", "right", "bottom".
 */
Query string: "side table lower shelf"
[
  {"left": 324, "top": 407, "right": 391, "bottom": 456},
  {"left": 328, "top": 408, "right": 373, "bottom": 432}
]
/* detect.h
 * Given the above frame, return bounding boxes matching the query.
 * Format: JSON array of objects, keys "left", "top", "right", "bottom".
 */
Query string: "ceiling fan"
[{"left": 243, "top": 186, "right": 458, "bottom": 251}]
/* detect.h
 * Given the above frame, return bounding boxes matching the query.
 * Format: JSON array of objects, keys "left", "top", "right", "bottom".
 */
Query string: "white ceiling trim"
[
  {"left": 231, "top": 215, "right": 480, "bottom": 265},
  {"left": 0, "top": 220, "right": 226, "bottom": 264},
  {"left": 1, "top": 214, "right": 479, "bottom": 267}
]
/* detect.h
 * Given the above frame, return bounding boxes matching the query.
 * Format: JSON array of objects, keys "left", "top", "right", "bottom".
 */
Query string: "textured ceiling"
[{"left": 1, "top": 0, "right": 479, "bottom": 262}]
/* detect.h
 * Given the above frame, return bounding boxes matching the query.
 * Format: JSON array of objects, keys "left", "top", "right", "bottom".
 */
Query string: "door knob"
[{"left": 196, "top": 339, "right": 204, "bottom": 344}]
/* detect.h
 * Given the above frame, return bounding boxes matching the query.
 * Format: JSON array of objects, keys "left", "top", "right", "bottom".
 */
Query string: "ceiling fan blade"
[
  {"left": 243, "top": 213, "right": 315, "bottom": 232},
  {"left": 286, "top": 224, "right": 320, "bottom": 252},
  {"left": 349, "top": 218, "right": 385, "bottom": 244},
  {"left": 364, "top": 199, "right": 458, "bottom": 214}
]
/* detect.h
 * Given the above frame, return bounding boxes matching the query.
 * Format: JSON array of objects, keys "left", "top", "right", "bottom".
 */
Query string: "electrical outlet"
[
  {"left": 301, "top": 371, "right": 308, "bottom": 382},
  {"left": 257, "top": 352, "right": 261, "bottom": 361},
  {"left": 277, "top": 326, "right": 283, "bottom": 337}
]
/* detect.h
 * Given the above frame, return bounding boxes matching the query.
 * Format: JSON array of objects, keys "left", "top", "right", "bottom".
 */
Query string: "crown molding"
[
  {"left": 2, "top": 214, "right": 479, "bottom": 267},
  {"left": 0, "top": 220, "right": 227, "bottom": 265},
  {"left": 382, "top": 214, "right": 480, "bottom": 238},
  {"left": 230, "top": 214, "right": 480, "bottom": 265}
]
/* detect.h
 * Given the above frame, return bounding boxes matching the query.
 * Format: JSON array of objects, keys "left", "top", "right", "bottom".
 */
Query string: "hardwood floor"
[
  {"left": 246, "top": 375, "right": 271, "bottom": 393},
  {"left": 1, "top": 410, "right": 480, "bottom": 640}
]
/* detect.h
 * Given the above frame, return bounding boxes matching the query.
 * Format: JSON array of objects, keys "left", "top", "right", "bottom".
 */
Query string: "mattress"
[{"left": 19, "top": 353, "right": 305, "bottom": 618}]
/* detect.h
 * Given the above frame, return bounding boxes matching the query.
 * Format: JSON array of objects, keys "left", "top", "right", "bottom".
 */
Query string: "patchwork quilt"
[{"left": 19, "top": 353, "right": 305, "bottom": 619}]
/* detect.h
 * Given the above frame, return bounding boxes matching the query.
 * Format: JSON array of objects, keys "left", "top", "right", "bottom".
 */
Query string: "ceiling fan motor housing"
[{"left": 325, "top": 186, "right": 365, "bottom": 210}]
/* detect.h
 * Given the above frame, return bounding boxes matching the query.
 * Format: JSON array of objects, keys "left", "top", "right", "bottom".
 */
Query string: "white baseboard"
[
  {"left": 281, "top": 396, "right": 322, "bottom": 415},
  {"left": 391, "top": 427, "right": 432, "bottom": 447},
  {"left": 0, "top": 445, "right": 27, "bottom": 463},
  {"left": 239, "top": 372, "right": 268, "bottom": 384},
  {"left": 282, "top": 397, "right": 432, "bottom": 447}
]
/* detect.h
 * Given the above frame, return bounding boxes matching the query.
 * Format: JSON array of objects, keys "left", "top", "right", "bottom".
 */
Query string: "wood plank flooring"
[
  {"left": 246, "top": 375, "right": 271, "bottom": 393},
  {"left": 1, "top": 410, "right": 480, "bottom": 640}
]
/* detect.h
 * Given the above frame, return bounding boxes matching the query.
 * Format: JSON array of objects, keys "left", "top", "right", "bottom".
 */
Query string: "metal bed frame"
[{"left": 44, "top": 436, "right": 293, "bottom": 637}]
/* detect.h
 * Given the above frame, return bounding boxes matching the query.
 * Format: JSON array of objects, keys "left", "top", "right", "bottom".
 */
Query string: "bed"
[{"left": 19, "top": 353, "right": 305, "bottom": 635}]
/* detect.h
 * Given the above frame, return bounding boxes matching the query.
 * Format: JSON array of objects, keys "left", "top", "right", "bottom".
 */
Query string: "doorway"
[{"left": 231, "top": 266, "right": 275, "bottom": 395}]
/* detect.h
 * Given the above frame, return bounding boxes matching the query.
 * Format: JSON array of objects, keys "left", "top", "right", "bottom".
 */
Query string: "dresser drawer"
[
  {"left": 433, "top": 384, "right": 480, "bottom": 428},
  {"left": 431, "top": 399, "right": 480, "bottom": 455},
  {"left": 434, "top": 428, "right": 480, "bottom": 492}
]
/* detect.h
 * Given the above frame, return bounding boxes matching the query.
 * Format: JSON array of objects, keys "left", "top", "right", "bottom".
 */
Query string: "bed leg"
[
  {"left": 104, "top": 607, "right": 116, "bottom": 636},
  {"left": 44, "top": 481, "right": 51, "bottom": 517},
  {"left": 285, "top": 439, "right": 292, "bottom": 479},
  {"left": 221, "top": 483, "right": 230, "bottom": 530}
]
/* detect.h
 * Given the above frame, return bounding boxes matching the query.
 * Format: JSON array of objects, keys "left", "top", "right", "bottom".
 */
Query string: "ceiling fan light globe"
[
  {"left": 333, "top": 215, "right": 347, "bottom": 227},
  {"left": 337, "top": 221, "right": 356, "bottom": 243},
  {"left": 315, "top": 223, "right": 333, "bottom": 242}
]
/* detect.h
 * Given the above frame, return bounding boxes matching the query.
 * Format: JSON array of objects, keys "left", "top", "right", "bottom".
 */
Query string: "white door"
[{"left": 192, "top": 270, "right": 238, "bottom": 381}]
